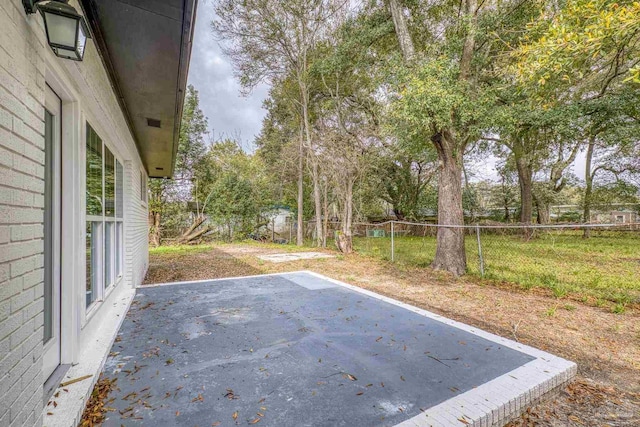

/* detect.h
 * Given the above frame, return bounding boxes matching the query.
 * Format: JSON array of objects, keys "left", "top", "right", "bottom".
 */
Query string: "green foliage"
[
  {"left": 149, "top": 85, "right": 209, "bottom": 241},
  {"left": 195, "top": 140, "right": 276, "bottom": 241},
  {"left": 589, "top": 181, "right": 640, "bottom": 209},
  {"left": 513, "top": 0, "right": 640, "bottom": 90}
]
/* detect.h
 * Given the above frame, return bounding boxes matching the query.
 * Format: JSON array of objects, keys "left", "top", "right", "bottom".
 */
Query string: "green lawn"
[{"left": 354, "top": 230, "right": 640, "bottom": 308}]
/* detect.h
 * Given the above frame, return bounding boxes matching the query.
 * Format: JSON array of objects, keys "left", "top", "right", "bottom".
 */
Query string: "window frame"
[
  {"left": 85, "top": 123, "right": 125, "bottom": 313},
  {"left": 140, "top": 169, "right": 147, "bottom": 205}
]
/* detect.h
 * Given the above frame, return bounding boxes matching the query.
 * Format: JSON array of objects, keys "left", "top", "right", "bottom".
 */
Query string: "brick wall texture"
[
  {"left": 0, "top": 1, "right": 149, "bottom": 426},
  {"left": 0, "top": 1, "right": 48, "bottom": 426}
]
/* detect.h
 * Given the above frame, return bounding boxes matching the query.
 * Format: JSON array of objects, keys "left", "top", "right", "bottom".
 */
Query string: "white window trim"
[
  {"left": 140, "top": 169, "right": 148, "bottom": 206},
  {"left": 85, "top": 125, "right": 126, "bottom": 316}
]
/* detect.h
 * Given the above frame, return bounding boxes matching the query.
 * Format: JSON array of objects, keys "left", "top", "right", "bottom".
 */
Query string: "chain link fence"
[{"left": 293, "top": 220, "right": 640, "bottom": 307}]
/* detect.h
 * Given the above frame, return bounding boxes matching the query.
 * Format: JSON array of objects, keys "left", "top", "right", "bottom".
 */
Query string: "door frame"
[
  {"left": 43, "top": 85, "right": 62, "bottom": 380},
  {"left": 45, "top": 57, "right": 83, "bottom": 367}
]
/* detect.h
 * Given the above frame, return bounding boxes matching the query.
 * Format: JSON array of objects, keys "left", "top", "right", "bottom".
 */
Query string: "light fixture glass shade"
[
  {"left": 43, "top": 11, "right": 78, "bottom": 49},
  {"left": 38, "top": 0, "right": 90, "bottom": 61}
]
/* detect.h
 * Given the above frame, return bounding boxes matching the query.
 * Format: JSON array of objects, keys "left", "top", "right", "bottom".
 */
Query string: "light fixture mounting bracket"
[
  {"left": 22, "top": 0, "right": 38, "bottom": 14},
  {"left": 23, "top": 0, "right": 70, "bottom": 14}
]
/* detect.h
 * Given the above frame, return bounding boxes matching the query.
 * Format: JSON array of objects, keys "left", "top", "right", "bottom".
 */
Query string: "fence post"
[
  {"left": 476, "top": 224, "right": 484, "bottom": 277},
  {"left": 391, "top": 221, "right": 395, "bottom": 262}
]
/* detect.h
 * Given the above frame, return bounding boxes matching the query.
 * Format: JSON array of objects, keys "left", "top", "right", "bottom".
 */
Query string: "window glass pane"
[
  {"left": 86, "top": 221, "right": 101, "bottom": 307},
  {"left": 105, "top": 221, "right": 114, "bottom": 287},
  {"left": 44, "top": 109, "right": 53, "bottom": 343},
  {"left": 116, "top": 160, "right": 123, "bottom": 218},
  {"left": 86, "top": 125, "right": 102, "bottom": 216},
  {"left": 116, "top": 222, "right": 123, "bottom": 277},
  {"left": 104, "top": 146, "right": 115, "bottom": 217},
  {"left": 140, "top": 171, "right": 147, "bottom": 202}
]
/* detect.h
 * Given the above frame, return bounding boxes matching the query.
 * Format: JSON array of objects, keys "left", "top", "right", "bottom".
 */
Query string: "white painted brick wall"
[
  {"left": 0, "top": 0, "right": 149, "bottom": 426},
  {"left": 0, "top": 0, "right": 47, "bottom": 425},
  {"left": 125, "top": 163, "right": 149, "bottom": 287}
]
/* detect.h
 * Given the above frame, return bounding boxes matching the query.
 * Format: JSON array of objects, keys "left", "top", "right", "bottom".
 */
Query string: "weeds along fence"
[{"left": 299, "top": 220, "right": 640, "bottom": 307}]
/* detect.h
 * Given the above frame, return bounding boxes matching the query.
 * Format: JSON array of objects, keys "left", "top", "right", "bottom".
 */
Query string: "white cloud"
[{"left": 187, "top": 0, "right": 270, "bottom": 151}]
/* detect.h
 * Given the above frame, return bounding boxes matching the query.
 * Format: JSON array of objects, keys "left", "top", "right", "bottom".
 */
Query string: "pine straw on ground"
[{"left": 135, "top": 242, "right": 640, "bottom": 426}]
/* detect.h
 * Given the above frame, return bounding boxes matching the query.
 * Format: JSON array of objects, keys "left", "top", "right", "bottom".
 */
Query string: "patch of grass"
[
  {"left": 354, "top": 231, "right": 640, "bottom": 307},
  {"left": 545, "top": 306, "right": 558, "bottom": 317},
  {"left": 149, "top": 244, "right": 215, "bottom": 256},
  {"left": 612, "top": 303, "right": 627, "bottom": 314},
  {"left": 550, "top": 284, "right": 568, "bottom": 299}
]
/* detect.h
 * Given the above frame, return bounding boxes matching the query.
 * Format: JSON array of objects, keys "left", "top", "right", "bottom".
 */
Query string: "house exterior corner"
[{"left": 0, "top": 0, "right": 194, "bottom": 425}]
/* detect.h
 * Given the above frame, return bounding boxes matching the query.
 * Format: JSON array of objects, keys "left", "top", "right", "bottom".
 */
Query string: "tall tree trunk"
[
  {"left": 515, "top": 156, "right": 533, "bottom": 224},
  {"left": 431, "top": 132, "right": 466, "bottom": 276},
  {"left": 322, "top": 179, "right": 328, "bottom": 248},
  {"left": 149, "top": 211, "right": 161, "bottom": 247},
  {"left": 583, "top": 137, "right": 595, "bottom": 238},
  {"left": 336, "top": 179, "right": 354, "bottom": 254},
  {"left": 297, "top": 127, "right": 305, "bottom": 246},
  {"left": 387, "top": 0, "right": 415, "bottom": 61},
  {"left": 301, "top": 80, "right": 323, "bottom": 247},
  {"left": 311, "top": 158, "right": 323, "bottom": 247},
  {"left": 503, "top": 197, "right": 510, "bottom": 222},
  {"left": 535, "top": 196, "right": 550, "bottom": 224},
  {"left": 388, "top": 0, "right": 474, "bottom": 275}
]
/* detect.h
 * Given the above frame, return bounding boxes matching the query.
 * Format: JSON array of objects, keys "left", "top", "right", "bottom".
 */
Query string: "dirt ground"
[{"left": 143, "top": 243, "right": 640, "bottom": 426}]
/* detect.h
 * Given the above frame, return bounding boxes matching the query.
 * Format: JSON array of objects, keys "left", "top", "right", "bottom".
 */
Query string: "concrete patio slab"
[
  {"left": 257, "top": 252, "right": 335, "bottom": 263},
  {"left": 100, "top": 272, "right": 575, "bottom": 426}
]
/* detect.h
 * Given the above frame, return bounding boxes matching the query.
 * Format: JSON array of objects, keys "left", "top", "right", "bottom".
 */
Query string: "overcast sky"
[
  {"left": 187, "top": 0, "right": 269, "bottom": 151},
  {"left": 186, "top": 0, "right": 587, "bottom": 183}
]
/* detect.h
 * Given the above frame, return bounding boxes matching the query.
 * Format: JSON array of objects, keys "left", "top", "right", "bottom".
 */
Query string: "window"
[
  {"left": 615, "top": 215, "right": 625, "bottom": 223},
  {"left": 116, "top": 160, "right": 124, "bottom": 277},
  {"left": 85, "top": 123, "right": 125, "bottom": 310},
  {"left": 140, "top": 170, "right": 147, "bottom": 203}
]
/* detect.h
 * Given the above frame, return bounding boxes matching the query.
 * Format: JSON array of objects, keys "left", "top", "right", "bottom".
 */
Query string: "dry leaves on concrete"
[
  {"left": 141, "top": 242, "right": 640, "bottom": 427},
  {"left": 80, "top": 375, "right": 117, "bottom": 426}
]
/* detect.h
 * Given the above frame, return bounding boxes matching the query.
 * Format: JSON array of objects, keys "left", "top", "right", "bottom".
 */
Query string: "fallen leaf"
[
  {"left": 356, "top": 392, "right": 364, "bottom": 396},
  {"left": 232, "top": 411, "right": 238, "bottom": 420},
  {"left": 249, "top": 418, "right": 261, "bottom": 424}
]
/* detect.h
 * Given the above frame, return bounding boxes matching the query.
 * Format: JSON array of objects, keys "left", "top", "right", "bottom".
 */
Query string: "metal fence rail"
[{"left": 297, "top": 220, "right": 640, "bottom": 307}]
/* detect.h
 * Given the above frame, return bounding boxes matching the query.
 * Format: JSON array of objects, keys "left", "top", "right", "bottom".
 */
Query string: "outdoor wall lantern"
[{"left": 22, "top": 0, "right": 91, "bottom": 61}]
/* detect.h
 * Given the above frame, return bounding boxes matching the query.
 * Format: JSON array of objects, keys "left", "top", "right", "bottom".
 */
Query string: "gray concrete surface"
[{"left": 101, "top": 272, "right": 538, "bottom": 426}]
